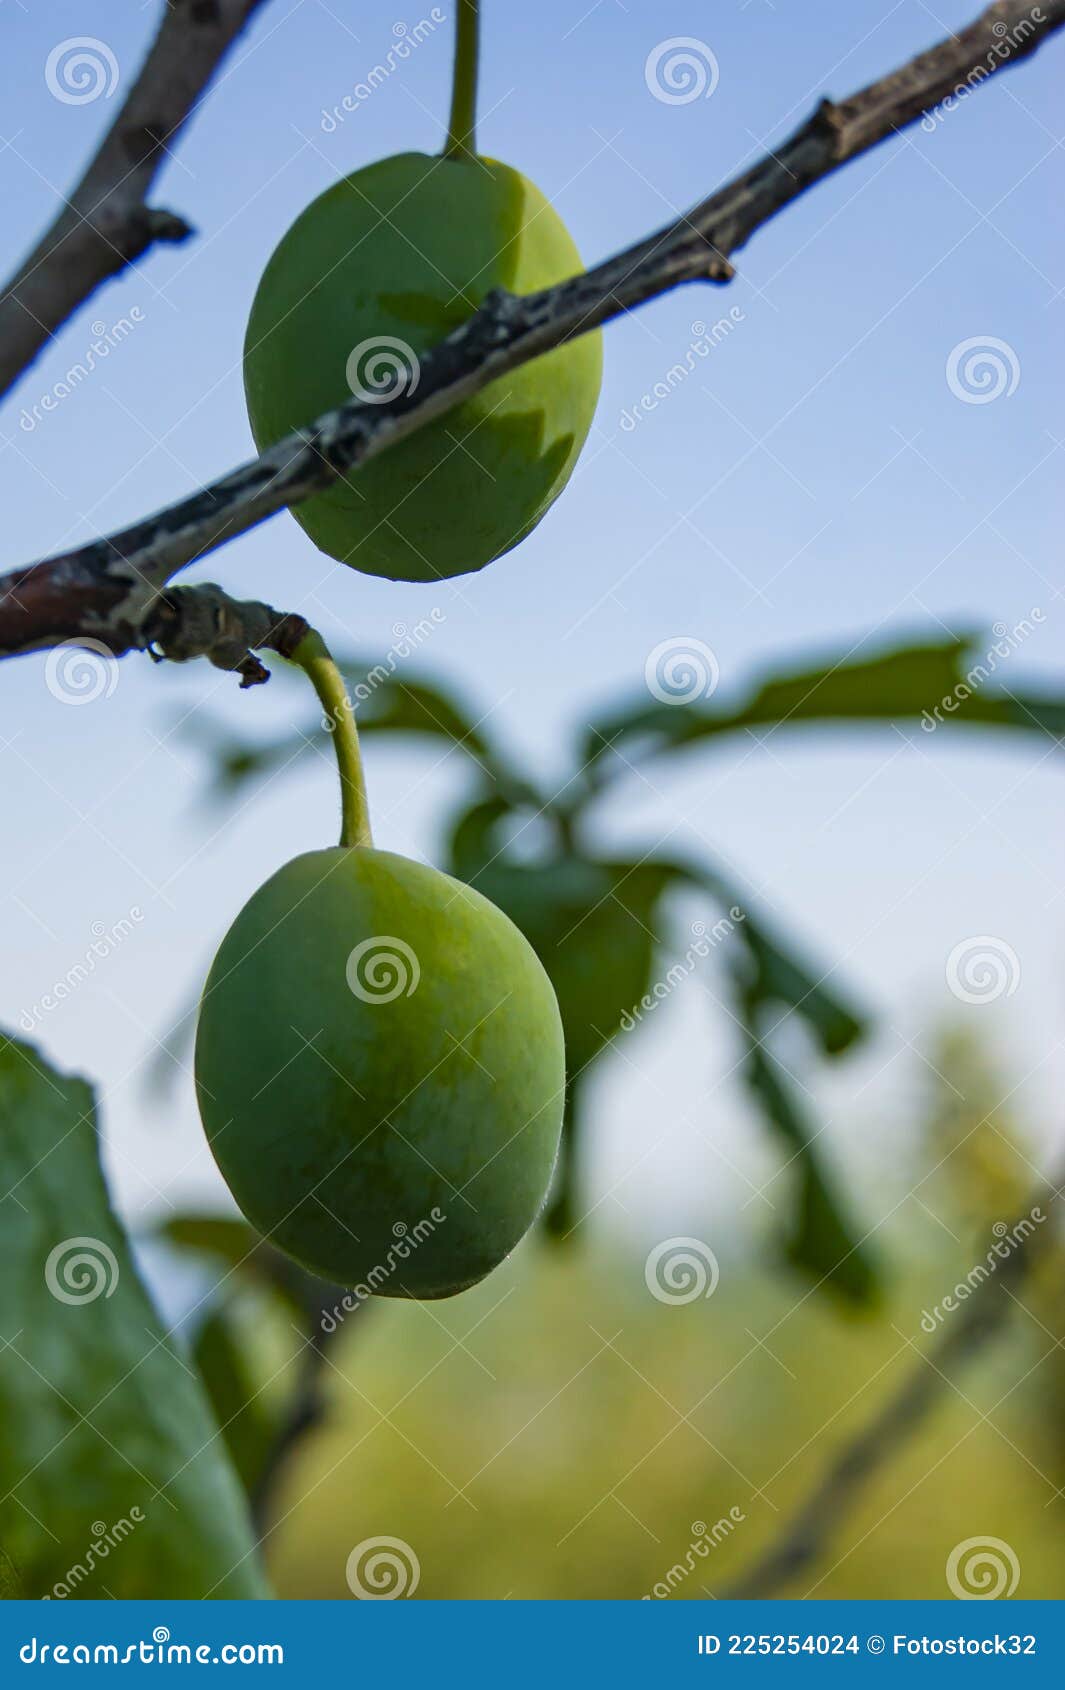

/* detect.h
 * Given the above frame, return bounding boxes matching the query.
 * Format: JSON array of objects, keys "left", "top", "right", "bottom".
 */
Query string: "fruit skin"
[
  {"left": 243, "top": 151, "right": 602, "bottom": 582},
  {"left": 194, "top": 848, "right": 565, "bottom": 1297}
]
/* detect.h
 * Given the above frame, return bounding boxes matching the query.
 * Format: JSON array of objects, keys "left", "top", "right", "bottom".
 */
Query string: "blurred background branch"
[{"left": 726, "top": 1170, "right": 1065, "bottom": 1598}]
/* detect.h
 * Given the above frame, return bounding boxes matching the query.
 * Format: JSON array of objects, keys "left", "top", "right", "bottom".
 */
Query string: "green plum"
[
  {"left": 194, "top": 847, "right": 565, "bottom": 1297},
  {"left": 243, "top": 151, "right": 602, "bottom": 581}
]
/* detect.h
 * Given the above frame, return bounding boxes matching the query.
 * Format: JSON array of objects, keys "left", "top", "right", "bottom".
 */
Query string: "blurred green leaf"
[
  {"left": 180, "top": 654, "right": 522, "bottom": 806},
  {"left": 580, "top": 632, "right": 1065, "bottom": 778},
  {"left": 742, "top": 1028, "right": 878, "bottom": 1306},
  {"left": 677, "top": 862, "right": 866, "bottom": 1056},
  {"left": 162, "top": 1212, "right": 337, "bottom": 1322},
  {"left": 193, "top": 1307, "right": 279, "bottom": 1497},
  {"left": 0, "top": 1033, "right": 268, "bottom": 1597}
]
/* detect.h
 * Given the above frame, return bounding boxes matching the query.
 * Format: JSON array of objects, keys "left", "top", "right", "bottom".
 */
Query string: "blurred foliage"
[
  {"left": 153, "top": 1027, "right": 1065, "bottom": 1599},
  {"left": 176, "top": 627, "right": 1062, "bottom": 1309},
  {"left": 0, "top": 1035, "right": 267, "bottom": 1598}
]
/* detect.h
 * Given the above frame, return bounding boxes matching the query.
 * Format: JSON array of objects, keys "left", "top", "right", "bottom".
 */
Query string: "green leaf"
[
  {"left": 581, "top": 632, "right": 1065, "bottom": 776},
  {"left": 742, "top": 1030, "right": 878, "bottom": 1306},
  {"left": 0, "top": 1033, "right": 268, "bottom": 1598},
  {"left": 677, "top": 862, "right": 866, "bottom": 1056},
  {"left": 192, "top": 1307, "right": 279, "bottom": 1497},
  {"left": 161, "top": 1211, "right": 336, "bottom": 1321}
]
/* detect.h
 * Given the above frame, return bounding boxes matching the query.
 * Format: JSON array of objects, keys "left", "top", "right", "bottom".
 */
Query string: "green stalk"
[
  {"left": 292, "top": 631, "right": 373, "bottom": 850},
  {"left": 443, "top": 0, "right": 480, "bottom": 162}
]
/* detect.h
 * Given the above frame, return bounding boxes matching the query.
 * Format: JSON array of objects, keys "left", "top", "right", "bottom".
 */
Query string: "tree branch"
[
  {"left": 724, "top": 1175, "right": 1064, "bottom": 1599},
  {"left": 1, "top": 0, "right": 1061, "bottom": 666},
  {"left": 0, "top": 0, "right": 269, "bottom": 402},
  {"left": 144, "top": 582, "right": 309, "bottom": 686}
]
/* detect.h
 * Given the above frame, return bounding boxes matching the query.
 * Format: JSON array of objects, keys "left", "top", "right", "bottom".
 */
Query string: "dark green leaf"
[
  {"left": 193, "top": 1307, "right": 279, "bottom": 1497},
  {"left": 0, "top": 1033, "right": 268, "bottom": 1597},
  {"left": 742, "top": 1032, "right": 878, "bottom": 1306}
]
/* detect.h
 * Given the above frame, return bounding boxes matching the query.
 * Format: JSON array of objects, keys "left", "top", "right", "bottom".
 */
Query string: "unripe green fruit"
[
  {"left": 194, "top": 848, "right": 565, "bottom": 1297},
  {"left": 243, "top": 151, "right": 602, "bottom": 582}
]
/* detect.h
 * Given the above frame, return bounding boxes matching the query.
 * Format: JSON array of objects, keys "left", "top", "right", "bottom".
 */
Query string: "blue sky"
[{"left": 0, "top": 0, "right": 1061, "bottom": 1250}]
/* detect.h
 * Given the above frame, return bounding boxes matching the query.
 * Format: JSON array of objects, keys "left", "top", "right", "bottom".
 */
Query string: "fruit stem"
[
  {"left": 444, "top": 0, "right": 479, "bottom": 162},
  {"left": 292, "top": 631, "right": 373, "bottom": 849}
]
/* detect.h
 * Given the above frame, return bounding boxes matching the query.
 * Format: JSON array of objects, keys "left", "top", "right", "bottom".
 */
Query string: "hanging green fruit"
[
  {"left": 195, "top": 635, "right": 565, "bottom": 1297},
  {"left": 243, "top": 1, "right": 602, "bottom": 582}
]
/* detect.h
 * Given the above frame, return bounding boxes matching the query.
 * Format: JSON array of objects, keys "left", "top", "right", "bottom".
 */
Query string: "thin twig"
[
  {"left": 0, "top": 0, "right": 269, "bottom": 401},
  {"left": 724, "top": 1174, "right": 1064, "bottom": 1599},
  {"left": 0, "top": 0, "right": 1061, "bottom": 663}
]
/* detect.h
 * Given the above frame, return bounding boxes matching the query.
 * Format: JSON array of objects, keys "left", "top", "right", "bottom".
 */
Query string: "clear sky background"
[{"left": 0, "top": 0, "right": 1061, "bottom": 1259}]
